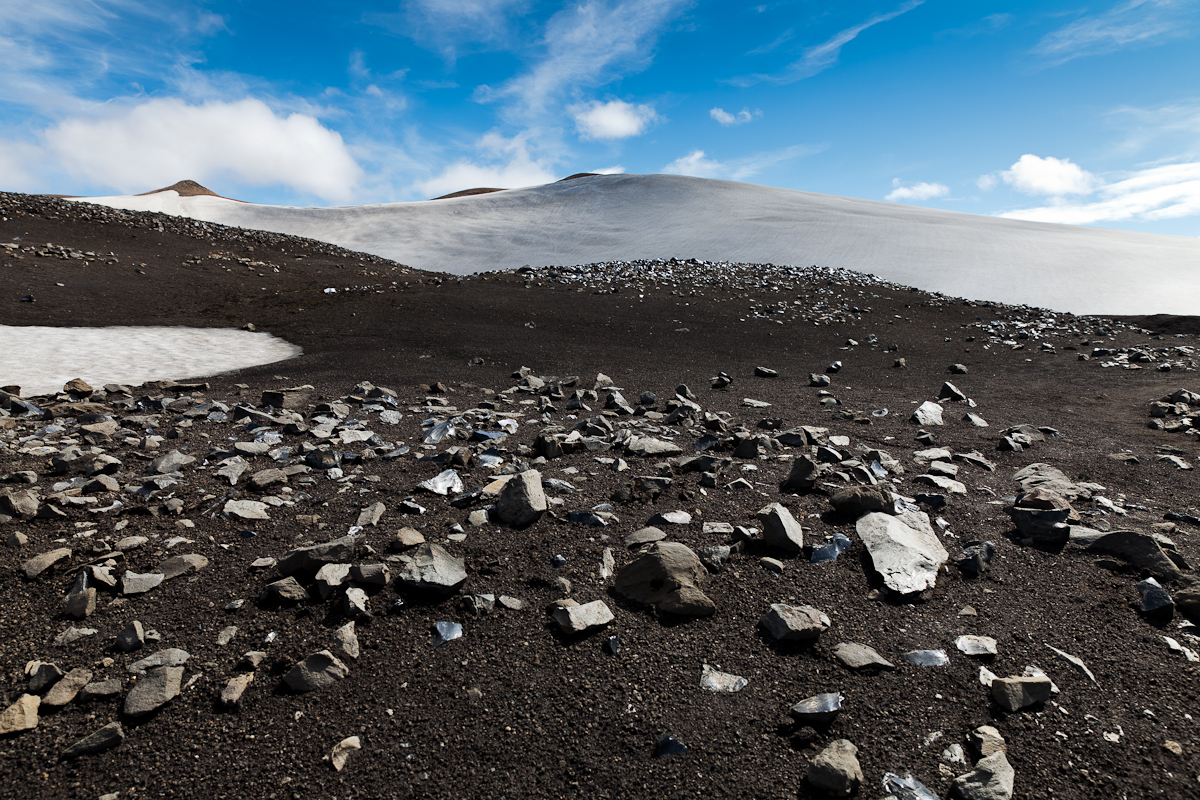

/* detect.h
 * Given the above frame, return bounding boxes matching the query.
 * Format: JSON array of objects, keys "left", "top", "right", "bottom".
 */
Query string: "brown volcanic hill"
[
  {"left": 428, "top": 187, "right": 505, "bottom": 200},
  {"left": 1, "top": 189, "right": 1200, "bottom": 800}
]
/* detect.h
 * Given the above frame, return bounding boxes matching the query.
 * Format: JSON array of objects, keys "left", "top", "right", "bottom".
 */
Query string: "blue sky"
[{"left": 2, "top": 1, "right": 1199, "bottom": 236}]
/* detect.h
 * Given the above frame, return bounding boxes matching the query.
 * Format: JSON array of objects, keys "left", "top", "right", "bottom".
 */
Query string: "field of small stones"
[{"left": 2, "top": 191, "right": 1200, "bottom": 799}]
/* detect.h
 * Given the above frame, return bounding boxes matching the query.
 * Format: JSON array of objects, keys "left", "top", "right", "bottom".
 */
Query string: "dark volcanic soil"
[{"left": 1, "top": 192, "right": 1199, "bottom": 800}]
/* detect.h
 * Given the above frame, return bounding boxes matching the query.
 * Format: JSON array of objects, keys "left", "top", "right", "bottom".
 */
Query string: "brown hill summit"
[{"left": 428, "top": 172, "right": 601, "bottom": 201}]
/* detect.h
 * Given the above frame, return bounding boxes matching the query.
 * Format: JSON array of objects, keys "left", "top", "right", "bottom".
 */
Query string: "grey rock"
[
  {"left": 939, "top": 382, "right": 967, "bottom": 402},
  {"left": 626, "top": 436, "right": 682, "bottom": 457},
  {"left": 970, "top": 725, "right": 1007, "bottom": 758},
  {"left": 356, "top": 501, "right": 386, "bottom": 526},
  {"left": 215, "top": 457, "right": 249, "bottom": 485},
  {"left": 956, "top": 635, "right": 999, "bottom": 656},
  {"left": 127, "top": 648, "right": 190, "bottom": 674},
  {"left": 343, "top": 586, "right": 369, "bottom": 616},
  {"left": 331, "top": 735, "right": 362, "bottom": 772},
  {"left": 494, "top": 470, "right": 547, "bottom": 526},
  {"left": 4, "top": 489, "right": 40, "bottom": 518},
  {"left": 614, "top": 542, "right": 715, "bottom": 617},
  {"left": 149, "top": 450, "right": 195, "bottom": 474},
  {"left": 333, "top": 621, "right": 359, "bottom": 659},
  {"left": 351, "top": 563, "right": 391, "bottom": 586},
  {"left": 1137, "top": 577, "right": 1174, "bottom": 614},
  {"left": 760, "top": 603, "right": 830, "bottom": 641},
  {"left": 65, "top": 588, "right": 97, "bottom": 619},
  {"left": 249, "top": 468, "right": 287, "bottom": 490},
  {"left": 551, "top": 600, "right": 615, "bottom": 633},
  {"left": 791, "top": 692, "right": 843, "bottom": 723},
  {"left": 1013, "top": 463, "right": 1100, "bottom": 501},
  {"left": 781, "top": 455, "right": 821, "bottom": 492},
  {"left": 625, "top": 526, "right": 666, "bottom": 548},
  {"left": 396, "top": 543, "right": 467, "bottom": 595},
  {"left": 807, "top": 739, "right": 864, "bottom": 796},
  {"left": 912, "top": 401, "right": 944, "bottom": 426},
  {"left": 699, "top": 664, "right": 748, "bottom": 692},
  {"left": 833, "top": 642, "right": 895, "bottom": 670},
  {"left": 42, "top": 667, "right": 92, "bottom": 707},
  {"left": 284, "top": 650, "right": 349, "bottom": 692},
  {"left": 124, "top": 666, "right": 183, "bottom": 716},
  {"left": 27, "top": 662, "right": 63, "bottom": 693},
  {"left": 264, "top": 576, "right": 311, "bottom": 603},
  {"left": 857, "top": 511, "right": 949, "bottom": 594},
  {"left": 991, "top": 675, "right": 1052, "bottom": 711},
  {"left": 23, "top": 547, "right": 71, "bottom": 579},
  {"left": 121, "top": 570, "right": 164, "bottom": 595},
  {"left": 830, "top": 486, "right": 891, "bottom": 518},
  {"left": 0, "top": 695, "right": 39, "bottom": 735},
  {"left": 952, "top": 751, "right": 1015, "bottom": 800},
  {"left": 278, "top": 534, "right": 361, "bottom": 575},
  {"left": 1072, "top": 529, "right": 1182, "bottom": 581},
  {"left": 315, "top": 563, "right": 352, "bottom": 599},
  {"left": 54, "top": 627, "right": 98, "bottom": 646},
  {"left": 158, "top": 554, "right": 208, "bottom": 580},
  {"left": 757, "top": 503, "right": 804, "bottom": 553},
  {"left": 915, "top": 474, "right": 967, "bottom": 494},
  {"left": 80, "top": 678, "right": 122, "bottom": 700},
  {"left": 60, "top": 721, "right": 124, "bottom": 759},
  {"left": 220, "top": 673, "right": 254, "bottom": 707},
  {"left": 115, "top": 621, "right": 145, "bottom": 652},
  {"left": 223, "top": 499, "right": 270, "bottom": 521}
]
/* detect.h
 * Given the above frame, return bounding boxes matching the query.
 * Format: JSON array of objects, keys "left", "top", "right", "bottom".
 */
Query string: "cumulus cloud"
[
  {"left": 411, "top": 130, "right": 558, "bottom": 198},
  {"left": 592, "top": 165, "right": 626, "bottom": 174},
  {"left": 662, "top": 143, "right": 824, "bottom": 181},
  {"left": 41, "top": 97, "right": 362, "bottom": 201},
  {"left": 732, "top": 0, "right": 924, "bottom": 86},
  {"left": 710, "top": 107, "right": 760, "bottom": 126},
  {"left": 999, "top": 154, "right": 1101, "bottom": 196},
  {"left": 998, "top": 161, "right": 1200, "bottom": 225},
  {"left": 1033, "top": 0, "right": 1194, "bottom": 65},
  {"left": 885, "top": 179, "right": 950, "bottom": 202},
  {"left": 570, "top": 99, "right": 658, "bottom": 140}
]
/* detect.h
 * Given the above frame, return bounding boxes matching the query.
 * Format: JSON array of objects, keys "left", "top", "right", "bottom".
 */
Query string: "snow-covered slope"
[{"left": 74, "top": 174, "right": 1200, "bottom": 316}]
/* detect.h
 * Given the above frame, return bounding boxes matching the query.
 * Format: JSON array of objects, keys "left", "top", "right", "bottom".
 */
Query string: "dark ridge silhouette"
[{"left": 428, "top": 187, "right": 505, "bottom": 201}]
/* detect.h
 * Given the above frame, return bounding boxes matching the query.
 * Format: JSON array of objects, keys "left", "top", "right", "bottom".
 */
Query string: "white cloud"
[
  {"left": 732, "top": 0, "right": 924, "bottom": 86},
  {"left": 977, "top": 173, "right": 999, "bottom": 191},
  {"left": 570, "top": 99, "right": 658, "bottom": 140},
  {"left": 886, "top": 179, "right": 950, "bottom": 202},
  {"left": 411, "top": 130, "right": 558, "bottom": 198},
  {"left": 998, "top": 161, "right": 1200, "bottom": 225},
  {"left": 662, "top": 143, "right": 824, "bottom": 181},
  {"left": 1034, "top": 0, "right": 1194, "bottom": 65},
  {"left": 373, "top": 0, "right": 531, "bottom": 60},
  {"left": 479, "top": 0, "right": 689, "bottom": 121},
  {"left": 710, "top": 107, "right": 760, "bottom": 126},
  {"left": 42, "top": 97, "right": 363, "bottom": 201},
  {"left": 1001, "top": 154, "right": 1101, "bottom": 196},
  {"left": 592, "top": 165, "right": 626, "bottom": 174}
]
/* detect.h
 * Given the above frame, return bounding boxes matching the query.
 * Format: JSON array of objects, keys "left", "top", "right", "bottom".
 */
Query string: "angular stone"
[
  {"left": 552, "top": 600, "right": 615, "bottom": 633},
  {"left": 0, "top": 695, "right": 39, "bottom": 735},
  {"left": 158, "top": 554, "right": 208, "bottom": 580},
  {"left": 833, "top": 642, "right": 895, "bottom": 670},
  {"left": 493, "top": 470, "right": 547, "bottom": 527},
  {"left": 223, "top": 499, "right": 270, "bottom": 521},
  {"left": 249, "top": 468, "right": 287, "bottom": 490},
  {"left": 757, "top": 503, "right": 804, "bottom": 553},
  {"left": 1072, "top": 529, "right": 1183, "bottom": 581},
  {"left": 149, "top": 450, "right": 195, "bottom": 474},
  {"left": 396, "top": 543, "right": 467, "bottom": 595},
  {"left": 61, "top": 721, "right": 124, "bottom": 760},
  {"left": 625, "top": 526, "right": 666, "bottom": 548},
  {"left": 127, "top": 648, "right": 190, "bottom": 674},
  {"left": 857, "top": 511, "right": 949, "bottom": 594},
  {"left": 264, "top": 576, "right": 311, "bottom": 603},
  {"left": 26, "top": 662, "right": 62, "bottom": 694},
  {"left": 333, "top": 621, "right": 359, "bottom": 659},
  {"left": 912, "top": 401, "right": 944, "bottom": 425},
  {"left": 952, "top": 751, "right": 1015, "bottom": 800},
  {"left": 781, "top": 455, "right": 820, "bottom": 492},
  {"left": 4, "top": 489, "right": 40, "bottom": 519},
  {"left": 221, "top": 673, "right": 254, "bottom": 707},
  {"left": 65, "top": 588, "right": 97, "bottom": 619},
  {"left": 614, "top": 542, "right": 715, "bottom": 617},
  {"left": 123, "top": 666, "right": 183, "bottom": 716},
  {"left": 278, "top": 534, "right": 361, "bottom": 576},
  {"left": 315, "top": 563, "right": 351, "bottom": 599},
  {"left": 991, "top": 675, "right": 1052, "bottom": 711},
  {"left": 970, "top": 725, "right": 1007, "bottom": 759},
  {"left": 42, "top": 667, "right": 92, "bottom": 707},
  {"left": 283, "top": 650, "right": 349, "bottom": 692},
  {"left": 331, "top": 735, "right": 362, "bottom": 772},
  {"left": 115, "top": 621, "right": 145, "bottom": 652},
  {"left": 121, "top": 570, "right": 164, "bottom": 595},
  {"left": 700, "top": 664, "right": 748, "bottom": 692},
  {"left": 356, "top": 501, "right": 386, "bottom": 527},
  {"left": 760, "top": 603, "right": 830, "bottom": 641},
  {"left": 915, "top": 474, "right": 966, "bottom": 494},
  {"left": 830, "top": 486, "right": 891, "bottom": 518},
  {"left": 808, "top": 739, "right": 864, "bottom": 796},
  {"left": 80, "top": 678, "right": 122, "bottom": 700},
  {"left": 23, "top": 547, "right": 71, "bottom": 579}
]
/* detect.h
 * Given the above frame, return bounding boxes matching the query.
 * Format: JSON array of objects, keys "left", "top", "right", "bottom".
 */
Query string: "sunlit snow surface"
[
  {"left": 0, "top": 325, "right": 300, "bottom": 397},
  {"left": 76, "top": 173, "right": 1200, "bottom": 316}
]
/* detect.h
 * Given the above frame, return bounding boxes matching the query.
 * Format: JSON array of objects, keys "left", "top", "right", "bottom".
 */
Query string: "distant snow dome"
[
  {"left": 0, "top": 326, "right": 300, "bottom": 397},
  {"left": 72, "top": 173, "right": 1200, "bottom": 316}
]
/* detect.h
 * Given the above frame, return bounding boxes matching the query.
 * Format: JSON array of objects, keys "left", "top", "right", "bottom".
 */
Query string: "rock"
[
  {"left": 264, "top": 576, "right": 311, "bottom": 603},
  {"left": 6, "top": 531, "right": 27, "bottom": 548},
  {"left": 42, "top": 667, "right": 92, "bottom": 707},
  {"left": 915, "top": 474, "right": 967, "bottom": 494},
  {"left": 811, "top": 533, "right": 852, "bottom": 564},
  {"left": 781, "top": 456, "right": 821, "bottom": 492},
  {"left": 65, "top": 588, "right": 97, "bottom": 619},
  {"left": 493, "top": 470, "right": 547, "bottom": 527},
  {"left": 991, "top": 675, "right": 1052, "bottom": 711},
  {"left": 343, "top": 586, "right": 369, "bottom": 616},
  {"left": 23, "top": 547, "right": 71, "bottom": 579},
  {"left": 396, "top": 543, "right": 467, "bottom": 595},
  {"left": 331, "top": 735, "right": 362, "bottom": 772},
  {"left": 627, "top": 436, "right": 682, "bottom": 457},
  {"left": 625, "top": 526, "right": 666, "bottom": 548},
  {"left": 4, "top": 489, "right": 40, "bottom": 519},
  {"left": 333, "top": 621, "right": 359, "bottom": 659},
  {"left": 278, "top": 534, "right": 361, "bottom": 575},
  {"left": 901, "top": 649, "right": 949, "bottom": 666},
  {"left": 654, "top": 735, "right": 688, "bottom": 756},
  {"left": 1176, "top": 579, "right": 1200, "bottom": 624},
  {"left": 1137, "top": 577, "right": 1174, "bottom": 615},
  {"left": 223, "top": 499, "right": 270, "bottom": 521},
  {"left": 830, "top": 486, "right": 891, "bottom": 518},
  {"left": 356, "top": 501, "right": 386, "bottom": 526},
  {"left": 970, "top": 726, "right": 1007, "bottom": 759},
  {"left": 950, "top": 363, "right": 968, "bottom": 374},
  {"left": 115, "top": 621, "right": 145, "bottom": 652},
  {"left": 26, "top": 662, "right": 63, "bottom": 693},
  {"left": 807, "top": 739, "right": 863, "bottom": 796},
  {"left": 759, "top": 603, "right": 830, "bottom": 642},
  {"left": 649, "top": 510, "right": 691, "bottom": 525},
  {"left": 1072, "top": 529, "right": 1182, "bottom": 581},
  {"left": 158, "top": 554, "right": 208, "bottom": 580},
  {"left": 430, "top": 621, "right": 463, "bottom": 648},
  {"left": 60, "top": 721, "right": 124, "bottom": 760},
  {"left": 314, "top": 564, "right": 351, "bottom": 599},
  {"left": 912, "top": 401, "right": 944, "bottom": 426},
  {"left": 791, "top": 692, "right": 843, "bottom": 724},
  {"left": 1013, "top": 463, "right": 1099, "bottom": 501},
  {"left": 0, "top": 694, "right": 39, "bottom": 735},
  {"left": 54, "top": 627, "right": 98, "bottom": 646},
  {"left": 939, "top": 381, "right": 967, "bottom": 402},
  {"left": 833, "top": 642, "right": 895, "bottom": 670},
  {"left": 957, "top": 541, "right": 995, "bottom": 576},
  {"left": 955, "top": 635, "right": 999, "bottom": 656},
  {"left": 215, "top": 457, "right": 249, "bottom": 484},
  {"left": 221, "top": 673, "right": 254, "bottom": 707},
  {"left": 149, "top": 449, "right": 195, "bottom": 474},
  {"left": 351, "top": 563, "right": 390, "bottom": 586},
  {"left": 283, "top": 650, "right": 350, "bottom": 692},
  {"left": 552, "top": 600, "right": 615, "bottom": 633},
  {"left": 952, "top": 751, "right": 1015, "bottom": 800},
  {"left": 249, "top": 468, "right": 287, "bottom": 490},
  {"left": 121, "top": 570, "right": 164, "bottom": 595},
  {"left": 80, "top": 678, "right": 122, "bottom": 700},
  {"left": 614, "top": 542, "right": 715, "bottom": 617},
  {"left": 857, "top": 511, "right": 949, "bottom": 594},
  {"left": 127, "top": 648, "right": 190, "bottom": 674},
  {"left": 124, "top": 666, "right": 184, "bottom": 716},
  {"left": 700, "top": 664, "right": 748, "bottom": 692},
  {"left": 757, "top": 503, "right": 804, "bottom": 553}
]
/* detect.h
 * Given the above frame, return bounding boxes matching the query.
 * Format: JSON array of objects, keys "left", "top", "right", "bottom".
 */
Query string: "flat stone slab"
[
  {"left": 124, "top": 666, "right": 183, "bottom": 716},
  {"left": 833, "top": 642, "right": 895, "bottom": 670},
  {"left": 857, "top": 511, "right": 949, "bottom": 594}
]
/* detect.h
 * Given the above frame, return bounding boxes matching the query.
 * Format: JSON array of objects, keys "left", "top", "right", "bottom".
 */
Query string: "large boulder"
[
  {"left": 857, "top": 511, "right": 949, "bottom": 594},
  {"left": 757, "top": 503, "right": 804, "bottom": 553},
  {"left": 493, "top": 470, "right": 547, "bottom": 527},
  {"left": 1012, "top": 463, "right": 1102, "bottom": 501},
  {"left": 396, "top": 543, "right": 467, "bottom": 595},
  {"left": 1069, "top": 529, "right": 1183, "bottom": 581},
  {"left": 614, "top": 542, "right": 716, "bottom": 617}
]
